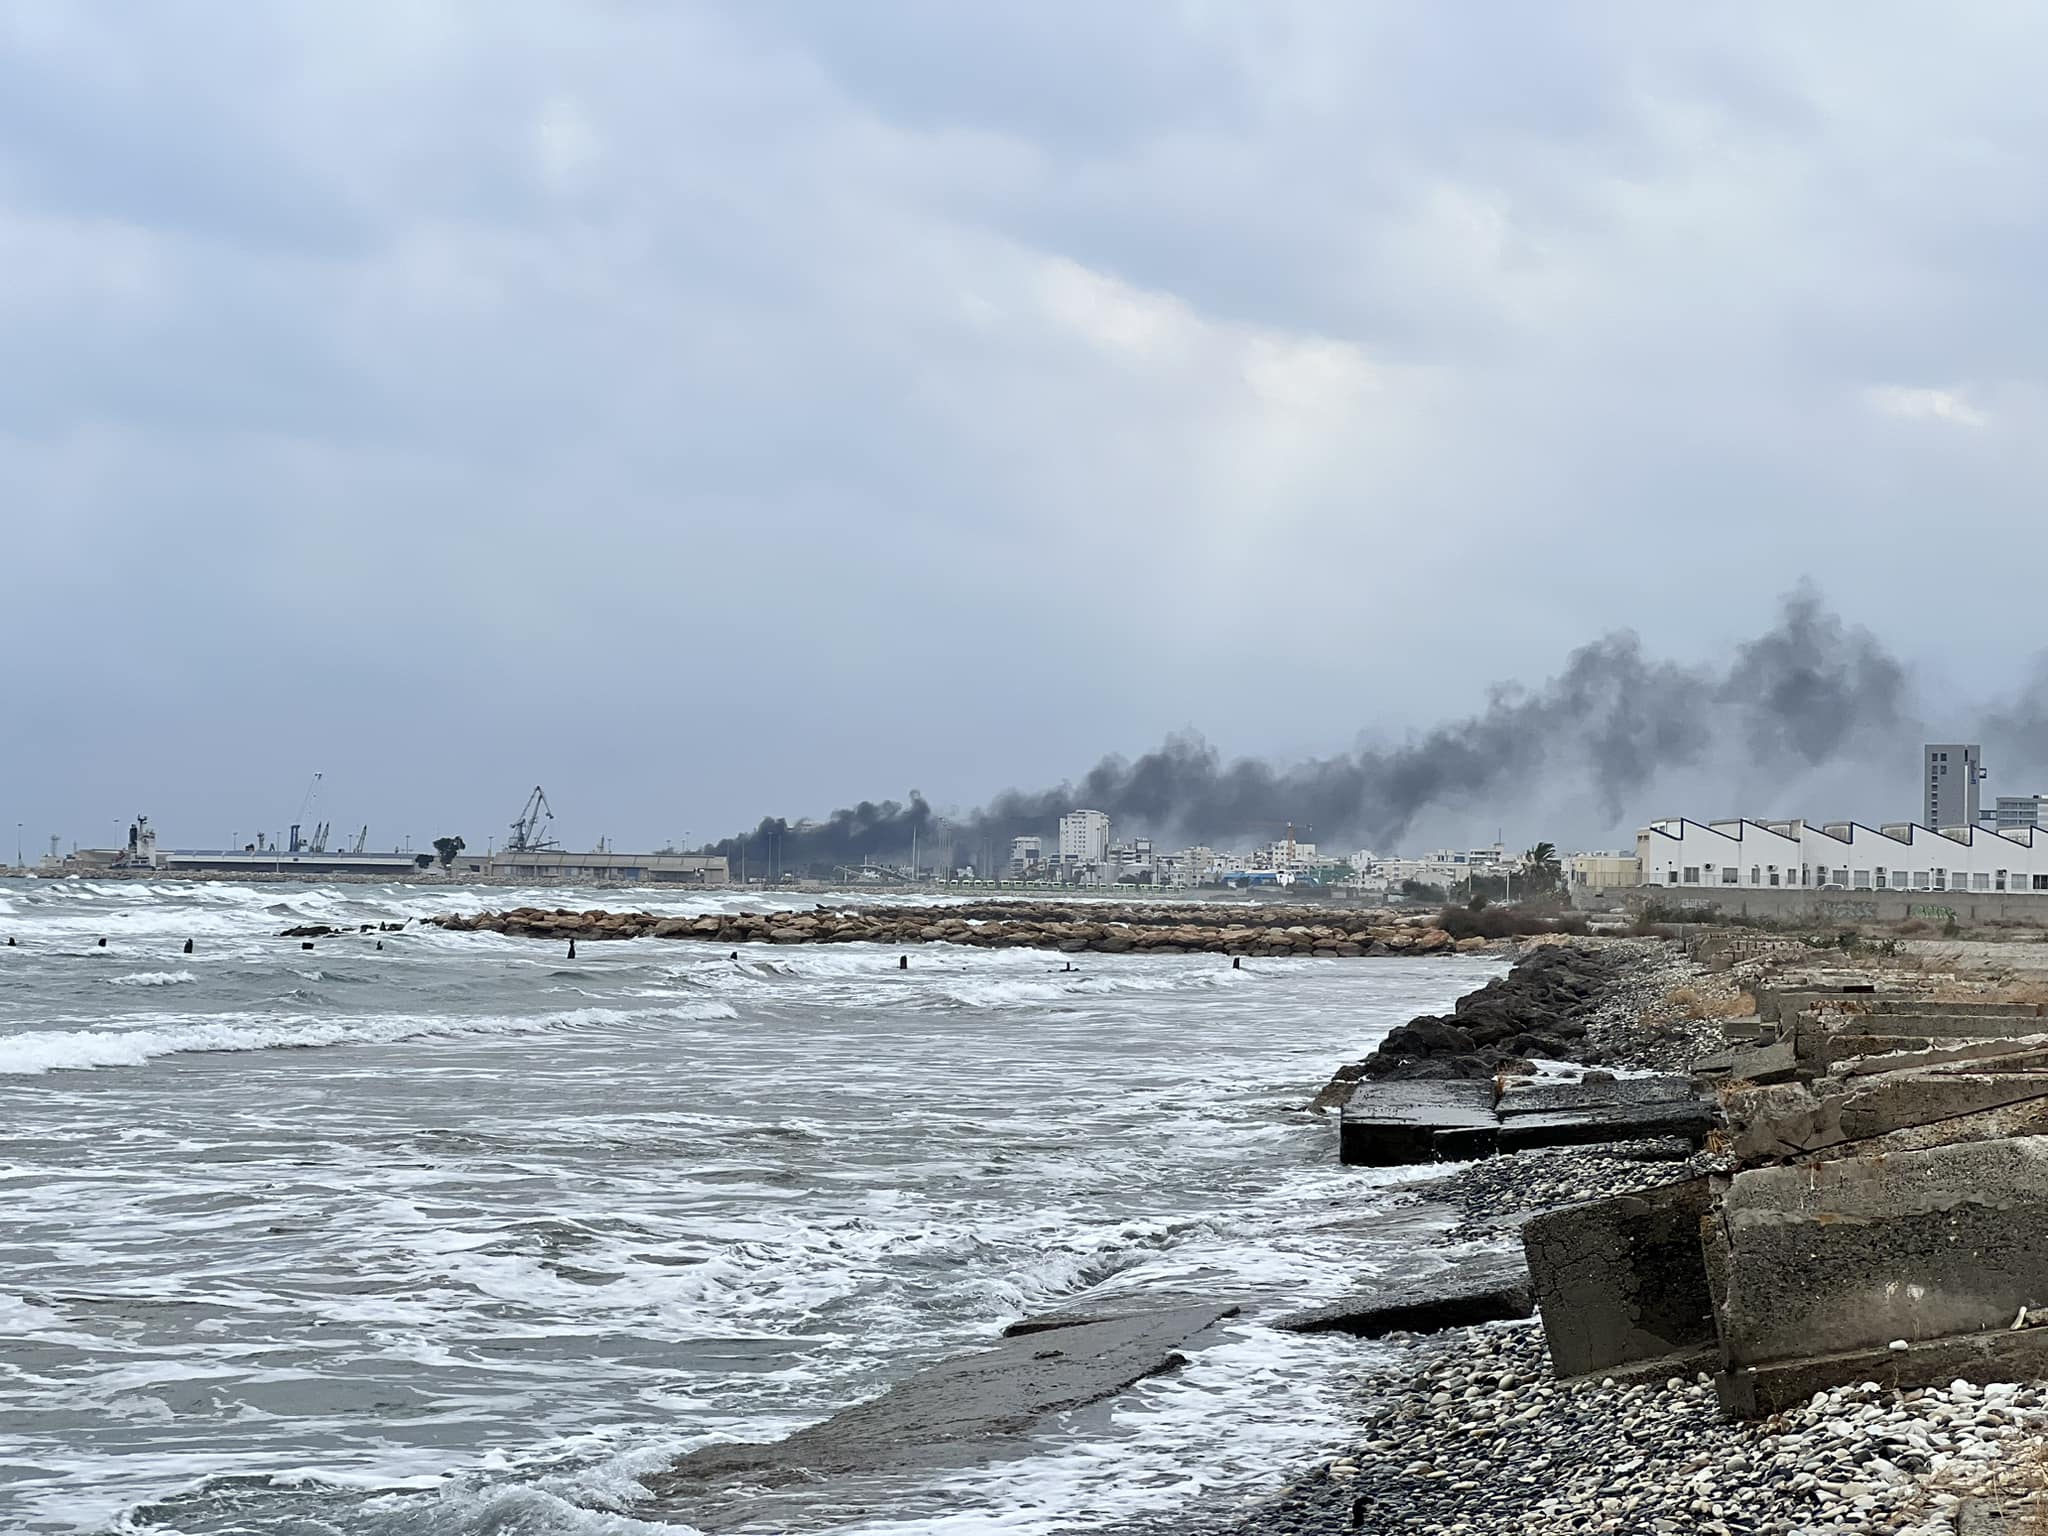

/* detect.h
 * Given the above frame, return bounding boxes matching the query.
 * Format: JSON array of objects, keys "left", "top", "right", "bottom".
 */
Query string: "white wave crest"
[
  {"left": 104, "top": 970, "right": 197, "bottom": 988},
  {"left": 0, "top": 1000, "right": 735, "bottom": 1076}
]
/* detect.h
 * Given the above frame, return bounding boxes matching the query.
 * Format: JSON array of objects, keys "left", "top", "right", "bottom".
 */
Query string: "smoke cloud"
[{"left": 715, "top": 587, "right": 1916, "bottom": 874}]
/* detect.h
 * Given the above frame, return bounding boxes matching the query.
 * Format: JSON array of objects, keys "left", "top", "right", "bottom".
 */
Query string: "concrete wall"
[
  {"left": 1579, "top": 884, "right": 2048, "bottom": 926},
  {"left": 1710, "top": 1136, "right": 2048, "bottom": 1368}
]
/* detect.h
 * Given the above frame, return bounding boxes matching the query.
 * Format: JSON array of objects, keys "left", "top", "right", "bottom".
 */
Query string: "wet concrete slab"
[
  {"left": 1339, "top": 1080, "right": 1499, "bottom": 1166},
  {"left": 1273, "top": 1252, "right": 1532, "bottom": 1337},
  {"left": 644, "top": 1303, "right": 1239, "bottom": 1527}
]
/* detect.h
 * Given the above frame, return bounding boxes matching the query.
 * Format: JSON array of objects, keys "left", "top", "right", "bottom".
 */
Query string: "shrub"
[{"left": 1435, "top": 904, "right": 1589, "bottom": 941}]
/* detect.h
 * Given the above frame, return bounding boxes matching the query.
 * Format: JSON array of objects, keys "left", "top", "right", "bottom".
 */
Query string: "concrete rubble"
[{"left": 1523, "top": 965, "right": 2048, "bottom": 1422}]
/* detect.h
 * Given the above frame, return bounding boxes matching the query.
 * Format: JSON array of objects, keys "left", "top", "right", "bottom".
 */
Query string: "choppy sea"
[{"left": 0, "top": 878, "right": 1499, "bottom": 1535}]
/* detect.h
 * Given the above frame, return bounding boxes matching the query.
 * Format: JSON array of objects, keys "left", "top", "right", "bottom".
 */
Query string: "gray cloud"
[{"left": 4, "top": 3, "right": 2048, "bottom": 856}]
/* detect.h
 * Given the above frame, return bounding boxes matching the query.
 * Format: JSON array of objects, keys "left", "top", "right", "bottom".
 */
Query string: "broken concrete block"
[
  {"left": 1724, "top": 1039, "right": 1798, "bottom": 1084},
  {"left": 1835, "top": 1074, "right": 2048, "bottom": 1141},
  {"left": 1339, "top": 1079, "right": 1497, "bottom": 1166},
  {"left": 1709, "top": 1136, "right": 2048, "bottom": 1376},
  {"left": 1523, "top": 1177, "right": 1716, "bottom": 1380},
  {"left": 1495, "top": 1099, "right": 1716, "bottom": 1153},
  {"left": 1718, "top": 1319, "right": 2048, "bottom": 1418},
  {"left": 1273, "top": 1253, "right": 1532, "bottom": 1337},
  {"left": 1841, "top": 1039, "right": 2048, "bottom": 1077},
  {"left": 1723, "top": 1082, "right": 1845, "bottom": 1162}
]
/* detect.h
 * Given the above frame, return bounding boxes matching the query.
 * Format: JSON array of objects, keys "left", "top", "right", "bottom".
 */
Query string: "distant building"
[
  {"left": 1355, "top": 845, "right": 1507, "bottom": 892},
  {"left": 1996, "top": 796, "right": 2048, "bottom": 831},
  {"left": 1564, "top": 851, "right": 1640, "bottom": 889},
  {"left": 1058, "top": 809, "right": 1111, "bottom": 867},
  {"left": 1008, "top": 835, "right": 1043, "bottom": 877},
  {"left": 464, "top": 849, "right": 729, "bottom": 884},
  {"left": 1925, "top": 743, "right": 1985, "bottom": 829},
  {"left": 1254, "top": 838, "right": 1318, "bottom": 873},
  {"left": 1108, "top": 836, "right": 1156, "bottom": 883}
]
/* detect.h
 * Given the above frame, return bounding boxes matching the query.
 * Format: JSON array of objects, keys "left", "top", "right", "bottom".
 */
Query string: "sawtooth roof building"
[{"left": 1636, "top": 817, "right": 2048, "bottom": 895}]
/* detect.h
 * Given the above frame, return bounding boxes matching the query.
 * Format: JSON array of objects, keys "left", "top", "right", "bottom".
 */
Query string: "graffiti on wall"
[
  {"left": 1909, "top": 904, "right": 1958, "bottom": 922},
  {"left": 1813, "top": 900, "right": 1879, "bottom": 920}
]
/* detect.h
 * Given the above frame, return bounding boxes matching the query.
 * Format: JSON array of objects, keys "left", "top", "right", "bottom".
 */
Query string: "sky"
[{"left": 5, "top": 1, "right": 2048, "bottom": 858}]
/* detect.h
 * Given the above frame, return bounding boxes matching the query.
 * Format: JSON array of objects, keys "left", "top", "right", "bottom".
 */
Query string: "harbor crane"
[
  {"left": 290, "top": 772, "right": 325, "bottom": 855},
  {"left": 507, "top": 786, "right": 559, "bottom": 853}
]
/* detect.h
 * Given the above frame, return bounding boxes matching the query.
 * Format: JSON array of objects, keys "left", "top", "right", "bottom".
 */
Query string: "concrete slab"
[
  {"left": 1712, "top": 1137, "right": 2048, "bottom": 1370},
  {"left": 1495, "top": 1100, "right": 1715, "bottom": 1152},
  {"left": 1725, "top": 1039, "right": 1798, "bottom": 1084},
  {"left": 1340, "top": 1079, "right": 1498, "bottom": 1166},
  {"left": 1273, "top": 1253, "right": 1532, "bottom": 1337},
  {"left": 1523, "top": 1178, "right": 1716, "bottom": 1380},
  {"left": 1842, "top": 1039, "right": 2048, "bottom": 1077},
  {"left": 1723, "top": 1082, "right": 1843, "bottom": 1162},
  {"left": 1835, "top": 1074, "right": 2048, "bottom": 1141},
  {"left": 1833, "top": 999, "right": 2046, "bottom": 1019},
  {"left": 1810, "top": 1096, "right": 2048, "bottom": 1161},
  {"left": 1853, "top": 1012, "right": 2048, "bottom": 1038},
  {"left": 647, "top": 1304, "right": 1239, "bottom": 1523},
  {"left": 1497, "top": 1075, "right": 1698, "bottom": 1115},
  {"left": 1717, "top": 1320, "right": 2048, "bottom": 1418}
]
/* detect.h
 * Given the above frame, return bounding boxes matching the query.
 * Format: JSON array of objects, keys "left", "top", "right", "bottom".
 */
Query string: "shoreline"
[{"left": 1091, "top": 937, "right": 2038, "bottom": 1536}]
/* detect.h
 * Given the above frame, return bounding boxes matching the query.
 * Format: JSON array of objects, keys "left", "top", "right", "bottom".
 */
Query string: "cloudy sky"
[{"left": 4, "top": 2, "right": 2045, "bottom": 857}]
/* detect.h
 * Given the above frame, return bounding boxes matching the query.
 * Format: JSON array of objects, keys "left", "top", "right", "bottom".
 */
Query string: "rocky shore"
[
  {"left": 1087, "top": 936, "right": 2048, "bottom": 1536},
  {"left": 422, "top": 899, "right": 1552, "bottom": 958},
  {"left": 1184, "top": 1327, "right": 2028, "bottom": 1536}
]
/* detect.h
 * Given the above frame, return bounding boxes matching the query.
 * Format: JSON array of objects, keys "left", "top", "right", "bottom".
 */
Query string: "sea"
[{"left": 0, "top": 878, "right": 1501, "bottom": 1536}]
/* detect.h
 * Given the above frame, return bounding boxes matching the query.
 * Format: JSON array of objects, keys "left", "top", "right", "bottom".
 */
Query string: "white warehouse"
[{"left": 1637, "top": 818, "right": 2048, "bottom": 896}]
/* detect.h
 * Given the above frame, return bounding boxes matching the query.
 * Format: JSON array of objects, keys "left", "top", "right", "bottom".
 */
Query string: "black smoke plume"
[{"left": 710, "top": 587, "right": 1910, "bottom": 875}]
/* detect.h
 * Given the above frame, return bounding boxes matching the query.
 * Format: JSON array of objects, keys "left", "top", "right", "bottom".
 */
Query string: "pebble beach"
[{"left": 1088, "top": 937, "right": 2048, "bottom": 1536}]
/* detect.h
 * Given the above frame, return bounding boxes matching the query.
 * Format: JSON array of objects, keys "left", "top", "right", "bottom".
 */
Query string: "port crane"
[
  {"left": 289, "top": 772, "right": 327, "bottom": 854},
  {"left": 507, "top": 786, "right": 559, "bottom": 853}
]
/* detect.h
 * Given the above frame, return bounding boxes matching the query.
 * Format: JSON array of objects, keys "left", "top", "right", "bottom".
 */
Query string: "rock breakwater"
[
  {"left": 422, "top": 900, "right": 1490, "bottom": 958},
  {"left": 1311, "top": 944, "right": 1637, "bottom": 1103}
]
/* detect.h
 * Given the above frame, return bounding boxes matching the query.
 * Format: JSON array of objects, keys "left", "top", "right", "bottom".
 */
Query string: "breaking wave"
[
  {"left": 104, "top": 969, "right": 197, "bottom": 988},
  {"left": 0, "top": 1001, "right": 735, "bottom": 1076}
]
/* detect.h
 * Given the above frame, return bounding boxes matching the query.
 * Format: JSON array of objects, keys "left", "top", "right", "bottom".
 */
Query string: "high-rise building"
[
  {"left": 1924, "top": 743, "right": 1985, "bottom": 828},
  {"left": 1058, "top": 809, "right": 1111, "bottom": 867}
]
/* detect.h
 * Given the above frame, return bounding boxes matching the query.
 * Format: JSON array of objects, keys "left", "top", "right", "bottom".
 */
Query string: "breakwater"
[{"left": 423, "top": 900, "right": 1492, "bottom": 957}]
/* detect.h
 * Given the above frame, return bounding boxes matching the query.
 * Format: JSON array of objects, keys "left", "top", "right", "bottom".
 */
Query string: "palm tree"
[{"left": 1521, "top": 841, "right": 1562, "bottom": 894}]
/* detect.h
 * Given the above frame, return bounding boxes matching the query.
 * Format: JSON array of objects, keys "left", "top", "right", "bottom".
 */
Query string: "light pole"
[{"left": 14, "top": 823, "right": 20, "bottom": 870}]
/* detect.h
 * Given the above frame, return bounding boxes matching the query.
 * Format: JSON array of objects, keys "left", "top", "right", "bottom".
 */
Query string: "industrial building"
[
  {"left": 454, "top": 849, "right": 728, "bottom": 884},
  {"left": 1636, "top": 817, "right": 2048, "bottom": 894}
]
